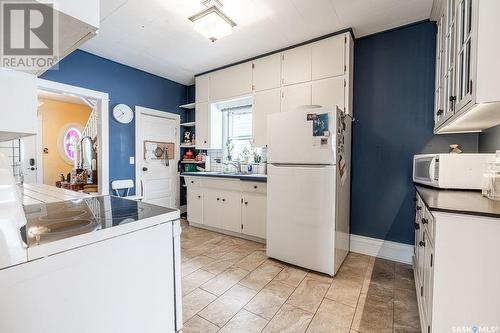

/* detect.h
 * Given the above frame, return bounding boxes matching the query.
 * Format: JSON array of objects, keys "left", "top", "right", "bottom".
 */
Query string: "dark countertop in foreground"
[
  {"left": 182, "top": 172, "right": 267, "bottom": 183},
  {"left": 415, "top": 184, "right": 500, "bottom": 218}
]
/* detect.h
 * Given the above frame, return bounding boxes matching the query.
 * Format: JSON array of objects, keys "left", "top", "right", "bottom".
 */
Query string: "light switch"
[{"left": 129, "top": 157, "right": 135, "bottom": 165}]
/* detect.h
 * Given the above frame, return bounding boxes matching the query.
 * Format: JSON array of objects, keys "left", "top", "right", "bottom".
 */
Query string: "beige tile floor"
[{"left": 180, "top": 220, "right": 421, "bottom": 333}]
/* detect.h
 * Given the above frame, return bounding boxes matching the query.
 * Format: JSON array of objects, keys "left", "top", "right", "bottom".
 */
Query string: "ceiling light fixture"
[{"left": 189, "top": 0, "right": 236, "bottom": 42}]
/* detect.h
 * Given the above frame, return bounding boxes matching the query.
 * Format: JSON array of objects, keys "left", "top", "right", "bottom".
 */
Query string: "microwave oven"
[{"left": 413, "top": 153, "right": 495, "bottom": 189}]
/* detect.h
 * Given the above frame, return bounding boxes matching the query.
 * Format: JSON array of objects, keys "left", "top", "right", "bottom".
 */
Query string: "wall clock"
[{"left": 113, "top": 104, "right": 134, "bottom": 124}]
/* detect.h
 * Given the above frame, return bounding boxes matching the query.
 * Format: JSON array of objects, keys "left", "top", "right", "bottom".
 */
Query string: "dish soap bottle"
[{"left": 483, "top": 150, "right": 500, "bottom": 200}]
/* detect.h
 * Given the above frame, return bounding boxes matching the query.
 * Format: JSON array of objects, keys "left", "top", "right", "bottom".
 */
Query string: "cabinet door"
[
  {"left": 210, "top": 62, "right": 252, "bottom": 101},
  {"left": 195, "top": 102, "right": 210, "bottom": 149},
  {"left": 0, "top": 69, "right": 37, "bottom": 136},
  {"left": 282, "top": 46, "right": 312, "bottom": 86},
  {"left": 443, "top": 0, "right": 457, "bottom": 122},
  {"left": 252, "top": 54, "right": 281, "bottom": 92},
  {"left": 417, "top": 224, "right": 426, "bottom": 287},
  {"left": 312, "top": 35, "right": 345, "bottom": 80},
  {"left": 434, "top": 14, "right": 446, "bottom": 126},
  {"left": 253, "top": 89, "right": 281, "bottom": 147},
  {"left": 218, "top": 191, "right": 242, "bottom": 233},
  {"left": 455, "top": 0, "right": 474, "bottom": 111},
  {"left": 195, "top": 75, "right": 209, "bottom": 103},
  {"left": 311, "top": 77, "right": 345, "bottom": 110},
  {"left": 202, "top": 191, "right": 220, "bottom": 228},
  {"left": 242, "top": 193, "right": 266, "bottom": 239},
  {"left": 281, "top": 83, "right": 311, "bottom": 112},
  {"left": 187, "top": 189, "right": 203, "bottom": 224},
  {"left": 423, "top": 237, "right": 434, "bottom": 329}
]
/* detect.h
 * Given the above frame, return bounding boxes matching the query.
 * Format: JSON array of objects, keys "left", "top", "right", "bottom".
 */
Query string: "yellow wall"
[{"left": 39, "top": 99, "right": 91, "bottom": 186}]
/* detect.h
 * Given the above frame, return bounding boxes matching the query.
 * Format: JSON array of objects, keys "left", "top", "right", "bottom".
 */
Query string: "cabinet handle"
[
  {"left": 197, "top": 195, "right": 201, "bottom": 199},
  {"left": 191, "top": 181, "right": 194, "bottom": 184},
  {"left": 204, "top": 140, "right": 207, "bottom": 143},
  {"left": 416, "top": 206, "right": 422, "bottom": 211},
  {"left": 414, "top": 223, "right": 420, "bottom": 230},
  {"left": 449, "top": 95, "right": 456, "bottom": 102},
  {"left": 222, "top": 198, "right": 226, "bottom": 202},
  {"left": 217, "top": 198, "right": 220, "bottom": 201},
  {"left": 421, "top": 218, "right": 429, "bottom": 225},
  {"left": 419, "top": 241, "right": 426, "bottom": 247},
  {"left": 254, "top": 185, "right": 258, "bottom": 189},
  {"left": 436, "top": 109, "right": 443, "bottom": 116},
  {"left": 244, "top": 202, "right": 248, "bottom": 205}
]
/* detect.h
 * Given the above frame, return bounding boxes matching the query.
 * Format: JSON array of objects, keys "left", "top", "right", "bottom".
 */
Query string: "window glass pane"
[{"left": 224, "top": 105, "right": 253, "bottom": 161}]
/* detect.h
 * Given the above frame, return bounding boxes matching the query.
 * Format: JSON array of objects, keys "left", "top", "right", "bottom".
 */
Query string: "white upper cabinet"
[
  {"left": 195, "top": 102, "right": 222, "bottom": 150},
  {"left": 312, "top": 35, "right": 346, "bottom": 80},
  {"left": 434, "top": 0, "right": 500, "bottom": 133},
  {"left": 282, "top": 83, "right": 311, "bottom": 112},
  {"left": 312, "top": 77, "right": 345, "bottom": 110},
  {"left": 0, "top": 69, "right": 37, "bottom": 142},
  {"left": 282, "top": 45, "right": 312, "bottom": 86},
  {"left": 195, "top": 75, "right": 209, "bottom": 103},
  {"left": 195, "top": 102, "right": 209, "bottom": 149},
  {"left": 253, "top": 89, "right": 281, "bottom": 147},
  {"left": 252, "top": 54, "right": 281, "bottom": 92},
  {"left": 210, "top": 62, "right": 252, "bottom": 101}
]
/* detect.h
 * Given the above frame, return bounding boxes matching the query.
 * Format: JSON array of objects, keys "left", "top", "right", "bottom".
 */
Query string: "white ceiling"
[{"left": 80, "top": 0, "right": 434, "bottom": 85}]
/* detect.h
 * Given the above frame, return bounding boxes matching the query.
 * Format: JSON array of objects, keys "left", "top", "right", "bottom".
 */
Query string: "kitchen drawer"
[
  {"left": 185, "top": 177, "right": 203, "bottom": 188},
  {"left": 240, "top": 182, "right": 267, "bottom": 194},
  {"left": 202, "top": 178, "right": 241, "bottom": 191}
]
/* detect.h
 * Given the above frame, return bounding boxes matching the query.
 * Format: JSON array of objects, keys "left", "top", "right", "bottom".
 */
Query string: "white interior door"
[
  {"left": 20, "top": 136, "right": 40, "bottom": 184},
  {"left": 136, "top": 107, "right": 180, "bottom": 208}
]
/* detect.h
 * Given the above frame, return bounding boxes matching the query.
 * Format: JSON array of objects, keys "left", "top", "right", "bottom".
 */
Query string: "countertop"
[
  {"left": 415, "top": 185, "right": 500, "bottom": 218},
  {"left": 19, "top": 183, "right": 91, "bottom": 205},
  {"left": 182, "top": 172, "right": 267, "bottom": 183}
]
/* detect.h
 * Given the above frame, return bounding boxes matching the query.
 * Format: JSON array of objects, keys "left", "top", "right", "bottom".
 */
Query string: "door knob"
[{"left": 142, "top": 167, "right": 148, "bottom": 171}]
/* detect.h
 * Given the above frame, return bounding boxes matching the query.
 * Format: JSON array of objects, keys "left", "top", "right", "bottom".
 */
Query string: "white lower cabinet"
[
  {"left": 414, "top": 192, "right": 500, "bottom": 333},
  {"left": 187, "top": 189, "right": 203, "bottom": 224},
  {"left": 202, "top": 191, "right": 220, "bottom": 228},
  {"left": 219, "top": 191, "right": 242, "bottom": 233},
  {"left": 186, "top": 177, "right": 267, "bottom": 240},
  {"left": 242, "top": 193, "right": 266, "bottom": 239}
]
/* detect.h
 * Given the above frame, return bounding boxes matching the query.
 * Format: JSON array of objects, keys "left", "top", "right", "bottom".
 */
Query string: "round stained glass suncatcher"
[{"left": 63, "top": 127, "right": 82, "bottom": 161}]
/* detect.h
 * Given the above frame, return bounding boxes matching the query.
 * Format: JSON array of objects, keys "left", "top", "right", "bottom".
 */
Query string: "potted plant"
[{"left": 253, "top": 151, "right": 266, "bottom": 174}]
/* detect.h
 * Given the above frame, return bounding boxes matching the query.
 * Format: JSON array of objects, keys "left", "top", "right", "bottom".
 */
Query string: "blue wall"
[
  {"left": 351, "top": 21, "right": 438, "bottom": 245},
  {"left": 41, "top": 50, "right": 189, "bottom": 193}
]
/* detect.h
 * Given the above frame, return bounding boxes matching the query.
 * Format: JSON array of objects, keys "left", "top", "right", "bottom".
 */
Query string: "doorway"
[
  {"left": 135, "top": 106, "right": 180, "bottom": 208},
  {"left": 20, "top": 79, "right": 109, "bottom": 195}
]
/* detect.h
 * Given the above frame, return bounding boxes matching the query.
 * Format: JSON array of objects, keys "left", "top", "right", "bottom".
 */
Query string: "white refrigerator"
[{"left": 266, "top": 106, "right": 351, "bottom": 276}]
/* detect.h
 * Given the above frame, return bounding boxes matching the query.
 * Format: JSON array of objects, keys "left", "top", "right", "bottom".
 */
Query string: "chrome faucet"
[{"left": 224, "top": 160, "right": 241, "bottom": 173}]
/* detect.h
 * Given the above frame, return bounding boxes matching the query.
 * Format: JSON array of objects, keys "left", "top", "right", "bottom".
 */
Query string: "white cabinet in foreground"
[
  {"left": 185, "top": 176, "right": 267, "bottom": 241},
  {"left": 414, "top": 192, "right": 500, "bottom": 333}
]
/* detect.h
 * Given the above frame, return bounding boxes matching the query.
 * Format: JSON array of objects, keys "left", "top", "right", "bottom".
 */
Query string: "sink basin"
[{"left": 29, "top": 219, "right": 95, "bottom": 236}]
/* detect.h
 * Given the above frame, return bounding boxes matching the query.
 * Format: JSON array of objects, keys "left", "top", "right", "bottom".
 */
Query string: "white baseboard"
[{"left": 350, "top": 234, "right": 414, "bottom": 265}]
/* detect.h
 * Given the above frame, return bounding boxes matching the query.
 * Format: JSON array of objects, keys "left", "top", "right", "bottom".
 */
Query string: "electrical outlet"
[{"left": 129, "top": 157, "right": 135, "bottom": 165}]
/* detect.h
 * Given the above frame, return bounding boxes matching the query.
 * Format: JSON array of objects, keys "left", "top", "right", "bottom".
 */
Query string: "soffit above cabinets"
[{"left": 79, "top": 0, "right": 433, "bottom": 85}]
